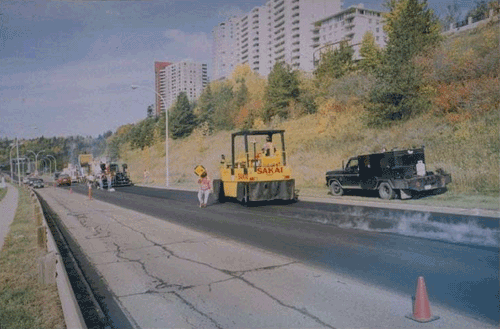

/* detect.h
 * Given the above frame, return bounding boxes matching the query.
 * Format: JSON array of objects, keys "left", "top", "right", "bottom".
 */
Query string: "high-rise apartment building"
[
  {"left": 157, "top": 61, "right": 208, "bottom": 111},
  {"left": 154, "top": 61, "right": 172, "bottom": 116},
  {"left": 312, "top": 4, "right": 386, "bottom": 65},
  {"left": 212, "top": 0, "right": 343, "bottom": 80}
]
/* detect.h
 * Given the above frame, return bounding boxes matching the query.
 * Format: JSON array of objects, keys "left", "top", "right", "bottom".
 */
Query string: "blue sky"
[{"left": 0, "top": 0, "right": 476, "bottom": 139}]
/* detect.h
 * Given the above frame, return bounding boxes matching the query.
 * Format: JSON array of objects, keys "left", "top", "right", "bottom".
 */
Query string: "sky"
[{"left": 0, "top": 0, "right": 476, "bottom": 140}]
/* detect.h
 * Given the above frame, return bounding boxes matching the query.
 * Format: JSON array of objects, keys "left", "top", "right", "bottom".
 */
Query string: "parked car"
[
  {"left": 57, "top": 174, "right": 72, "bottom": 186},
  {"left": 27, "top": 177, "right": 38, "bottom": 186},
  {"left": 32, "top": 179, "right": 44, "bottom": 188}
]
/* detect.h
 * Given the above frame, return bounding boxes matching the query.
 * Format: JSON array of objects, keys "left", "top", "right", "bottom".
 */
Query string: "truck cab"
[{"left": 326, "top": 147, "right": 452, "bottom": 199}]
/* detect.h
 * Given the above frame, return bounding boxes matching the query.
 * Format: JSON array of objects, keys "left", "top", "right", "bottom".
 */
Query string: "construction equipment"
[{"left": 213, "top": 130, "right": 297, "bottom": 204}]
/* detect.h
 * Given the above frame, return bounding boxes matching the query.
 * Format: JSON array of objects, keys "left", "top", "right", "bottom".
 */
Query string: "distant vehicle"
[
  {"left": 325, "top": 147, "right": 452, "bottom": 200},
  {"left": 100, "top": 163, "right": 132, "bottom": 188},
  {"left": 27, "top": 177, "right": 38, "bottom": 186},
  {"left": 32, "top": 179, "right": 44, "bottom": 188},
  {"left": 54, "top": 172, "right": 61, "bottom": 180},
  {"left": 57, "top": 174, "right": 72, "bottom": 187}
]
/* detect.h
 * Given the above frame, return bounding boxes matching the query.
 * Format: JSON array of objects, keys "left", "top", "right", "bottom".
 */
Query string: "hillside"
[{"left": 117, "top": 19, "right": 499, "bottom": 211}]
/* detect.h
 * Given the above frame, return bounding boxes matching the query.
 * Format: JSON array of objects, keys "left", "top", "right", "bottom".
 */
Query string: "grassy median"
[{"left": 0, "top": 186, "right": 65, "bottom": 329}]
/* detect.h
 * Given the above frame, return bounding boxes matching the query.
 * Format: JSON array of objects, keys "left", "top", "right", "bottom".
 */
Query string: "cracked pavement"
[{"left": 37, "top": 187, "right": 493, "bottom": 329}]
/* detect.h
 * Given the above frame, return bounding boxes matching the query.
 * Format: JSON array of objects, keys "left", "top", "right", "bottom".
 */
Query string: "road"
[{"left": 39, "top": 184, "right": 498, "bottom": 327}]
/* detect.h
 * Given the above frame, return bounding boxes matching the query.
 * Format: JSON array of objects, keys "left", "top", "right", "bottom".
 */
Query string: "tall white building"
[
  {"left": 158, "top": 61, "right": 208, "bottom": 111},
  {"left": 312, "top": 4, "right": 386, "bottom": 65},
  {"left": 212, "top": 0, "right": 343, "bottom": 80}
]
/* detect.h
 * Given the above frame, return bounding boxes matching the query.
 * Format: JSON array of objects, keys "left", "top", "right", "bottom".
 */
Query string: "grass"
[
  {"left": 0, "top": 186, "right": 65, "bottom": 329},
  {"left": 0, "top": 187, "right": 6, "bottom": 202},
  {"left": 119, "top": 103, "right": 499, "bottom": 211}
]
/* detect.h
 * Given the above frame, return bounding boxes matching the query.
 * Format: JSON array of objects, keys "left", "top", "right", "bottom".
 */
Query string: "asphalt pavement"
[{"left": 36, "top": 184, "right": 496, "bottom": 328}]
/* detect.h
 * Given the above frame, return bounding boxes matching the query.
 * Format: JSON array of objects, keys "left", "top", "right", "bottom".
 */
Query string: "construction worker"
[
  {"left": 197, "top": 171, "right": 212, "bottom": 208},
  {"left": 262, "top": 136, "right": 276, "bottom": 156}
]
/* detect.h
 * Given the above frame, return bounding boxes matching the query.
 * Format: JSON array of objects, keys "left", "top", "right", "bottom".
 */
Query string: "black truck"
[{"left": 325, "top": 147, "right": 451, "bottom": 199}]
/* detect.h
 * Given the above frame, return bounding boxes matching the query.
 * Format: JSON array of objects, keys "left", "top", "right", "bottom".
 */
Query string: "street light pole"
[
  {"left": 16, "top": 137, "right": 21, "bottom": 186},
  {"left": 46, "top": 155, "right": 57, "bottom": 173},
  {"left": 27, "top": 150, "right": 45, "bottom": 176},
  {"left": 9, "top": 144, "right": 15, "bottom": 181},
  {"left": 44, "top": 157, "right": 52, "bottom": 175},
  {"left": 131, "top": 85, "right": 170, "bottom": 187}
]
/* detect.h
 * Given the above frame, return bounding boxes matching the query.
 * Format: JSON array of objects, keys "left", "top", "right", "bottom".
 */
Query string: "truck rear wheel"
[
  {"left": 329, "top": 180, "right": 344, "bottom": 196},
  {"left": 379, "top": 182, "right": 395, "bottom": 200}
]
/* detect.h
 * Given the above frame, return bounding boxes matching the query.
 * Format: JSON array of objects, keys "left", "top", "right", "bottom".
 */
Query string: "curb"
[{"left": 30, "top": 187, "right": 87, "bottom": 329}]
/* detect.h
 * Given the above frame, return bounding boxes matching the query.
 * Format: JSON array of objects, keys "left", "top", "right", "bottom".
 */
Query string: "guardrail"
[{"left": 29, "top": 186, "right": 87, "bottom": 329}]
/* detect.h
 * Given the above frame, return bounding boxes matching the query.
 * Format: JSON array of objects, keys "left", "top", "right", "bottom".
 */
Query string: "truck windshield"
[{"left": 346, "top": 159, "right": 359, "bottom": 171}]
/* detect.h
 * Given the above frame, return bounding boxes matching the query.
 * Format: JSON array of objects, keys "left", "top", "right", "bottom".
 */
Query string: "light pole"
[
  {"left": 27, "top": 150, "right": 45, "bottom": 176},
  {"left": 15, "top": 138, "right": 21, "bottom": 185},
  {"left": 131, "top": 84, "right": 170, "bottom": 187},
  {"left": 43, "top": 157, "right": 52, "bottom": 175},
  {"left": 9, "top": 144, "right": 15, "bottom": 181},
  {"left": 46, "top": 155, "right": 57, "bottom": 173},
  {"left": 24, "top": 155, "right": 31, "bottom": 174}
]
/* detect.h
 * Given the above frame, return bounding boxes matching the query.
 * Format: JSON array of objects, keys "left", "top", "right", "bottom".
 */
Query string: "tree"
[
  {"left": 169, "top": 92, "right": 196, "bottom": 139},
  {"left": 367, "top": 0, "right": 442, "bottom": 124},
  {"left": 263, "top": 61, "right": 300, "bottom": 121},
  {"left": 465, "top": 0, "right": 489, "bottom": 21},
  {"left": 359, "top": 32, "right": 383, "bottom": 74},
  {"left": 147, "top": 104, "right": 154, "bottom": 118},
  {"left": 211, "top": 82, "right": 235, "bottom": 130},
  {"left": 314, "top": 40, "right": 356, "bottom": 80},
  {"left": 234, "top": 80, "right": 248, "bottom": 109},
  {"left": 442, "top": 0, "right": 461, "bottom": 26}
]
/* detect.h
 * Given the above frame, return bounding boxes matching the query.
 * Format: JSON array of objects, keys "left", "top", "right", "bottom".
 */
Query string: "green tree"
[
  {"left": 211, "top": 83, "right": 235, "bottom": 130},
  {"left": 169, "top": 92, "right": 196, "bottom": 139},
  {"left": 367, "top": 0, "right": 442, "bottom": 124},
  {"left": 263, "top": 61, "right": 299, "bottom": 121},
  {"left": 234, "top": 80, "right": 248, "bottom": 109},
  {"left": 359, "top": 32, "right": 383, "bottom": 74},
  {"left": 314, "top": 41, "right": 356, "bottom": 80},
  {"left": 147, "top": 104, "right": 154, "bottom": 118},
  {"left": 465, "top": 0, "right": 489, "bottom": 21}
]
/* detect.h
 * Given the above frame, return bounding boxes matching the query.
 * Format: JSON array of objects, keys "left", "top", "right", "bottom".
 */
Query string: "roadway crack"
[{"left": 105, "top": 213, "right": 334, "bottom": 328}]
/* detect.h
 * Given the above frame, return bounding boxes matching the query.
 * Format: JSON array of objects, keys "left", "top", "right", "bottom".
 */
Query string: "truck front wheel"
[
  {"left": 329, "top": 180, "right": 344, "bottom": 196},
  {"left": 379, "top": 182, "right": 395, "bottom": 200}
]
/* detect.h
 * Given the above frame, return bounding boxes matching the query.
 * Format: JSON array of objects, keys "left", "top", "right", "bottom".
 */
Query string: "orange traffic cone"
[{"left": 406, "top": 276, "right": 440, "bottom": 323}]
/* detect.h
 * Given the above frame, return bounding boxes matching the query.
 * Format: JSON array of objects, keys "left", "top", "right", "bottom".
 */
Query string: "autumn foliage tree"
[{"left": 359, "top": 32, "right": 383, "bottom": 74}]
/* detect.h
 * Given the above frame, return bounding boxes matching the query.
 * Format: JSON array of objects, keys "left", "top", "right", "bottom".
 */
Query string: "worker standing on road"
[
  {"left": 87, "top": 178, "right": 93, "bottom": 200},
  {"left": 197, "top": 171, "right": 212, "bottom": 208},
  {"left": 106, "top": 165, "right": 115, "bottom": 192}
]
